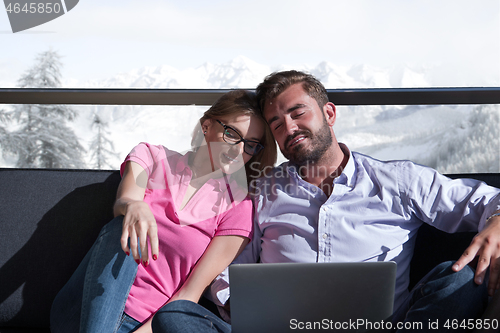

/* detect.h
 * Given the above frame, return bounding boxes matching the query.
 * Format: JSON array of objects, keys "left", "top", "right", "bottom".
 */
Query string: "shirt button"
[{"left": 322, "top": 233, "right": 328, "bottom": 239}]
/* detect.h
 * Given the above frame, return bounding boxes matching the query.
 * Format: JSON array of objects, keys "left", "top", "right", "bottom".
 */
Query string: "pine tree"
[
  {"left": 6, "top": 49, "right": 85, "bottom": 168},
  {"left": 0, "top": 109, "right": 12, "bottom": 157},
  {"left": 435, "top": 104, "right": 500, "bottom": 173},
  {"left": 89, "top": 112, "right": 118, "bottom": 169}
]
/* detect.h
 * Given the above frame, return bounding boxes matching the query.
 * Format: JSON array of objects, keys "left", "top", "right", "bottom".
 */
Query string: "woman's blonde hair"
[{"left": 191, "top": 90, "right": 277, "bottom": 186}]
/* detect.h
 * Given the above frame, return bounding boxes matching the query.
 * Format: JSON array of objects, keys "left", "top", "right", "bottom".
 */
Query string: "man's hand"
[{"left": 453, "top": 214, "right": 500, "bottom": 296}]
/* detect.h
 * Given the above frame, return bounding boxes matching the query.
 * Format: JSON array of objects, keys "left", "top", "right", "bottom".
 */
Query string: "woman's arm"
[
  {"left": 114, "top": 161, "right": 159, "bottom": 266},
  {"left": 171, "top": 234, "right": 250, "bottom": 303},
  {"left": 134, "top": 234, "right": 249, "bottom": 333}
]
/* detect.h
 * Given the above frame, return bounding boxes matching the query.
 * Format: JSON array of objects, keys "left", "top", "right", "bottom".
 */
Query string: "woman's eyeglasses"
[{"left": 216, "top": 120, "right": 264, "bottom": 156}]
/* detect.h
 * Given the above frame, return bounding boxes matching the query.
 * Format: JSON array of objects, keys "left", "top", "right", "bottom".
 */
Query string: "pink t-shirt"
[{"left": 120, "top": 142, "right": 253, "bottom": 322}]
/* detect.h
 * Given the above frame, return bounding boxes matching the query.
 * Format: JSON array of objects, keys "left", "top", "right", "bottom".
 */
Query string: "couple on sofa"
[{"left": 51, "top": 70, "right": 500, "bottom": 333}]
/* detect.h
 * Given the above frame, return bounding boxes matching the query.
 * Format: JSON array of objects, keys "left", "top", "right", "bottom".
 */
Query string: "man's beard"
[{"left": 283, "top": 118, "right": 332, "bottom": 166}]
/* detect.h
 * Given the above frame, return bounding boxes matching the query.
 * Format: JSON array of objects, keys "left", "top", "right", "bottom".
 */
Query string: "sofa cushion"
[{"left": 0, "top": 168, "right": 121, "bottom": 331}]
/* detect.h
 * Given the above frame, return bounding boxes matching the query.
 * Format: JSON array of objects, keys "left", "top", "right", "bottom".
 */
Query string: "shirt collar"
[
  {"left": 174, "top": 151, "right": 239, "bottom": 193},
  {"left": 285, "top": 143, "right": 356, "bottom": 188},
  {"left": 338, "top": 143, "right": 356, "bottom": 188},
  {"left": 174, "top": 151, "right": 193, "bottom": 174}
]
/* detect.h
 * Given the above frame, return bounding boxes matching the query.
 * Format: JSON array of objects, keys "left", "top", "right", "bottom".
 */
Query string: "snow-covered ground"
[{"left": 2, "top": 57, "right": 499, "bottom": 173}]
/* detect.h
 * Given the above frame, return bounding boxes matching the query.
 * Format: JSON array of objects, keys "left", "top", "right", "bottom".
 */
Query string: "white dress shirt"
[{"left": 210, "top": 145, "right": 500, "bottom": 312}]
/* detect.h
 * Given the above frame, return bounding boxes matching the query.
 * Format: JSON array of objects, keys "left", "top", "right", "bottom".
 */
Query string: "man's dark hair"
[{"left": 255, "top": 70, "right": 329, "bottom": 113}]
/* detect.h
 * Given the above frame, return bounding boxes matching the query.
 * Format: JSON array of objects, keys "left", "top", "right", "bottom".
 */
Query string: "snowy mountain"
[
  {"left": 2, "top": 57, "right": 499, "bottom": 173},
  {"left": 68, "top": 56, "right": 434, "bottom": 90},
  {"left": 76, "top": 56, "right": 271, "bottom": 89}
]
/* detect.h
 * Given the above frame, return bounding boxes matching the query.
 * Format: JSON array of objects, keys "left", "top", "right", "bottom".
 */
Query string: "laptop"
[{"left": 229, "top": 262, "right": 397, "bottom": 333}]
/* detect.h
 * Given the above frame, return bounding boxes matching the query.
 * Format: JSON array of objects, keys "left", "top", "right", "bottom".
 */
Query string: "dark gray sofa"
[{"left": 1, "top": 168, "right": 499, "bottom": 332}]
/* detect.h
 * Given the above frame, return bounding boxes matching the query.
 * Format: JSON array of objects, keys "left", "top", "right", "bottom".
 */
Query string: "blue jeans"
[
  {"left": 150, "top": 261, "right": 488, "bottom": 333},
  {"left": 152, "top": 300, "right": 231, "bottom": 333},
  {"left": 117, "top": 313, "right": 142, "bottom": 333},
  {"left": 50, "top": 216, "right": 140, "bottom": 333},
  {"left": 391, "top": 261, "right": 488, "bottom": 332}
]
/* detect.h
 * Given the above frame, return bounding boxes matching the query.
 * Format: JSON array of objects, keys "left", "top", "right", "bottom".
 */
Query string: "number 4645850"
[{"left": 5, "top": 2, "right": 62, "bottom": 14}]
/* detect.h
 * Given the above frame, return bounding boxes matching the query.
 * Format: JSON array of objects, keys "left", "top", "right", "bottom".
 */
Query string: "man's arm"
[
  {"left": 453, "top": 211, "right": 500, "bottom": 296},
  {"left": 400, "top": 161, "right": 500, "bottom": 295}
]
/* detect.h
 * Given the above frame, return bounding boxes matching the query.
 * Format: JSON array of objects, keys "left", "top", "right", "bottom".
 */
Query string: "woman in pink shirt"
[{"left": 51, "top": 90, "right": 276, "bottom": 333}]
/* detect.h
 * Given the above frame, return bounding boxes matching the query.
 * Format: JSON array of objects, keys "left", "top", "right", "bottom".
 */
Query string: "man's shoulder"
[
  {"left": 350, "top": 151, "right": 442, "bottom": 192},
  {"left": 351, "top": 150, "right": 415, "bottom": 170},
  {"left": 350, "top": 151, "right": 430, "bottom": 186}
]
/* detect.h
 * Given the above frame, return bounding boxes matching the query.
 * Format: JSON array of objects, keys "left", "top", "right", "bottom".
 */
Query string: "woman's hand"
[
  {"left": 114, "top": 161, "right": 159, "bottom": 266},
  {"left": 121, "top": 200, "right": 159, "bottom": 266}
]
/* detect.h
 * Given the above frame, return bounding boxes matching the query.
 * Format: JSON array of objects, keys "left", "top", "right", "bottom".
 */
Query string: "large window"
[{"left": 1, "top": 98, "right": 497, "bottom": 174}]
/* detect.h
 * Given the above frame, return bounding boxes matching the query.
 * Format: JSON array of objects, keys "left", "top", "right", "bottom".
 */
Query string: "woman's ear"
[{"left": 201, "top": 119, "right": 212, "bottom": 134}]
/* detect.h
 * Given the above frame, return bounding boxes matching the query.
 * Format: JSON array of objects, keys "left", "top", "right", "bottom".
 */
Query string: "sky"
[{"left": 0, "top": 0, "right": 499, "bottom": 87}]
